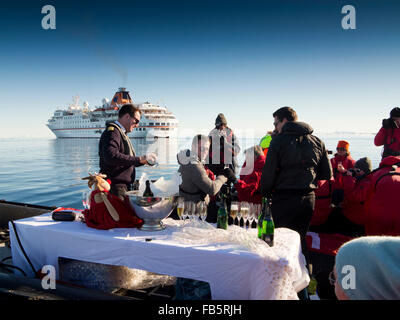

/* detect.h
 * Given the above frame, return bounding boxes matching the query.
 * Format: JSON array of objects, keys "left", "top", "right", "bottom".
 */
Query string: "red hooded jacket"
[
  {"left": 310, "top": 178, "right": 334, "bottom": 226},
  {"left": 374, "top": 127, "right": 400, "bottom": 156},
  {"left": 341, "top": 174, "right": 371, "bottom": 226},
  {"left": 365, "top": 156, "right": 400, "bottom": 236},
  {"left": 234, "top": 155, "right": 265, "bottom": 204}
]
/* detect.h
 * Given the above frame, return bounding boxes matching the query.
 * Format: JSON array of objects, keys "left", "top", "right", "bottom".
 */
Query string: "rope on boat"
[{"left": 9, "top": 220, "right": 38, "bottom": 277}]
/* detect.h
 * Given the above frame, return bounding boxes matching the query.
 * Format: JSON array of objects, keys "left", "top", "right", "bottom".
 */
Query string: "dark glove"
[
  {"left": 222, "top": 168, "right": 237, "bottom": 184},
  {"left": 382, "top": 118, "right": 395, "bottom": 129}
]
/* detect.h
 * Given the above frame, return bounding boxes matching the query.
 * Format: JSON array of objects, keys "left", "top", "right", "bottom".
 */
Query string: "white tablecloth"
[{"left": 9, "top": 214, "right": 309, "bottom": 300}]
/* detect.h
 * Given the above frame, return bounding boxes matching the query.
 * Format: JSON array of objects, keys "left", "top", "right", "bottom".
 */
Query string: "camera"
[
  {"left": 382, "top": 118, "right": 397, "bottom": 129},
  {"left": 347, "top": 168, "right": 361, "bottom": 177}
]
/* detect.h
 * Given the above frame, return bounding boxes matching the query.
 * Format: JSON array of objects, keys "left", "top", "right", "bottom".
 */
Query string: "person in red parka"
[
  {"left": 331, "top": 140, "right": 356, "bottom": 183},
  {"left": 310, "top": 178, "right": 334, "bottom": 226},
  {"left": 330, "top": 140, "right": 356, "bottom": 207},
  {"left": 234, "top": 145, "right": 265, "bottom": 204},
  {"left": 366, "top": 155, "right": 400, "bottom": 236},
  {"left": 374, "top": 107, "right": 400, "bottom": 159},
  {"left": 340, "top": 157, "right": 373, "bottom": 227}
]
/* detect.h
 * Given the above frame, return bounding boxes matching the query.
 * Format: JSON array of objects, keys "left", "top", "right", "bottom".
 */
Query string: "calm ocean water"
[{"left": 0, "top": 134, "right": 381, "bottom": 209}]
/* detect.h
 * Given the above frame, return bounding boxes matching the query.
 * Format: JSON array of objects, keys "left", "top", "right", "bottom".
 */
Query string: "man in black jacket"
[
  {"left": 99, "top": 104, "right": 156, "bottom": 197},
  {"left": 260, "top": 107, "right": 332, "bottom": 267}
]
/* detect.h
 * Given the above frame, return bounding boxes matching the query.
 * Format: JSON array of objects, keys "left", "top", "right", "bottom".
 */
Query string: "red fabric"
[
  {"left": 205, "top": 167, "right": 216, "bottom": 181},
  {"left": 365, "top": 156, "right": 400, "bottom": 236},
  {"left": 341, "top": 174, "right": 371, "bottom": 226},
  {"left": 83, "top": 189, "right": 143, "bottom": 230},
  {"left": 306, "top": 232, "right": 354, "bottom": 256},
  {"left": 330, "top": 154, "right": 356, "bottom": 189},
  {"left": 374, "top": 127, "right": 400, "bottom": 152},
  {"left": 234, "top": 155, "right": 265, "bottom": 204},
  {"left": 310, "top": 179, "right": 333, "bottom": 226},
  {"left": 263, "top": 148, "right": 268, "bottom": 157},
  {"left": 205, "top": 167, "right": 216, "bottom": 201}
]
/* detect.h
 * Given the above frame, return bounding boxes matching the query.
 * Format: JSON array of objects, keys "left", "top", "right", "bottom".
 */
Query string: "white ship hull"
[
  {"left": 47, "top": 124, "right": 178, "bottom": 139},
  {"left": 47, "top": 88, "right": 179, "bottom": 139}
]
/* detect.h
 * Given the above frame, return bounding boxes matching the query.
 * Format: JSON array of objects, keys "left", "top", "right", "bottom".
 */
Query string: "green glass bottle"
[
  {"left": 217, "top": 205, "right": 228, "bottom": 229},
  {"left": 261, "top": 198, "right": 274, "bottom": 247},
  {"left": 257, "top": 198, "right": 266, "bottom": 239}
]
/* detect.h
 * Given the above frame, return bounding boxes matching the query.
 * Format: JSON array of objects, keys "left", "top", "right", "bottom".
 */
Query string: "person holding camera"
[
  {"left": 375, "top": 107, "right": 400, "bottom": 159},
  {"left": 338, "top": 157, "right": 372, "bottom": 229}
]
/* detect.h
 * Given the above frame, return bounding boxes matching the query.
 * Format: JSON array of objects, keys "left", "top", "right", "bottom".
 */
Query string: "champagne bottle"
[
  {"left": 217, "top": 184, "right": 229, "bottom": 229},
  {"left": 143, "top": 180, "right": 154, "bottom": 197},
  {"left": 217, "top": 205, "right": 228, "bottom": 230},
  {"left": 261, "top": 198, "right": 274, "bottom": 247},
  {"left": 257, "top": 198, "right": 266, "bottom": 239}
]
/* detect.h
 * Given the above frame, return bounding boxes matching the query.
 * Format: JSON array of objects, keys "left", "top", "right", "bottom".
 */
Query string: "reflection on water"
[
  {"left": 0, "top": 135, "right": 382, "bottom": 209},
  {"left": 0, "top": 138, "right": 191, "bottom": 208}
]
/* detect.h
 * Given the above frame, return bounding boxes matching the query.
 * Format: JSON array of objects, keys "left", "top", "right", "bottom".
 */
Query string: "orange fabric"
[
  {"left": 263, "top": 148, "right": 268, "bottom": 157},
  {"left": 337, "top": 140, "right": 350, "bottom": 151}
]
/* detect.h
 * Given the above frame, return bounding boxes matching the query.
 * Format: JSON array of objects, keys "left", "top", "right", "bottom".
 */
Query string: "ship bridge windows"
[
  {"left": 161, "top": 123, "right": 165, "bottom": 126},
  {"left": 149, "top": 122, "right": 154, "bottom": 126},
  {"left": 156, "top": 122, "right": 160, "bottom": 126}
]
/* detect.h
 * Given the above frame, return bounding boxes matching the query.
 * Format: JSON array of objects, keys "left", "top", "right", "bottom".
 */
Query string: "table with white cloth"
[{"left": 9, "top": 213, "right": 309, "bottom": 300}]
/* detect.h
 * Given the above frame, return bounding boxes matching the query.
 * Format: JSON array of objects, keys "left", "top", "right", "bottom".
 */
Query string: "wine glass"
[
  {"left": 183, "top": 201, "right": 191, "bottom": 220},
  {"left": 177, "top": 197, "right": 184, "bottom": 220},
  {"left": 197, "top": 201, "right": 208, "bottom": 222},
  {"left": 253, "top": 204, "right": 261, "bottom": 226},
  {"left": 186, "top": 201, "right": 195, "bottom": 221},
  {"left": 230, "top": 201, "right": 239, "bottom": 225},
  {"left": 82, "top": 190, "right": 91, "bottom": 209},
  {"left": 248, "top": 203, "right": 256, "bottom": 229},
  {"left": 242, "top": 203, "right": 250, "bottom": 229},
  {"left": 240, "top": 202, "right": 249, "bottom": 228}
]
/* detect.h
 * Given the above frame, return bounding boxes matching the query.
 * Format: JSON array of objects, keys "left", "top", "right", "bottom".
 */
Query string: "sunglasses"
[
  {"left": 131, "top": 116, "right": 140, "bottom": 124},
  {"left": 337, "top": 148, "right": 347, "bottom": 152}
]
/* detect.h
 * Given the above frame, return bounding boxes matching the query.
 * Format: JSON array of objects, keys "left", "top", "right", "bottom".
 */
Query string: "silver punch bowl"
[{"left": 127, "top": 192, "right": 179, "bottom": 231}]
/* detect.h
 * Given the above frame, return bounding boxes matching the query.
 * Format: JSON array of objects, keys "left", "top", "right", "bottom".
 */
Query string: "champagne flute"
[
  {"left": 253, "top": 204, "right": 261, "bottom": 226},
  {"left": 183, "top": 201, "right": 191, "bottom": 220},
  {"left": 242, "top": 203, "right": 250, "bottom": 229},
  {"left": 177, "top": 197, "right": 184, "bottom": 220},
  {"left": 248, "top": 203, "right": 256, "bottom": 229},
  {"left": 239, "top": 202, "right": 249, "bottom": 228},
  {"left": 230, "top": 201, "right": 239, "bottom": 225},
  {"left": 198, "top": 201, "right": 208, "bottom": 222},
  {"left": 186, "top": 201, "right": 195, "bottom": 221}
]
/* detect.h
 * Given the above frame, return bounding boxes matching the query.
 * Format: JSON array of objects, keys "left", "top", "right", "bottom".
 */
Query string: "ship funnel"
[{"left": 110, "top": 87, "right": 133, "bottom": 108}]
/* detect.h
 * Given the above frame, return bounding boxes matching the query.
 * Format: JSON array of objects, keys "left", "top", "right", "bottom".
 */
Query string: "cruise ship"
[{"left": 47, "top": 88, "right": 179, "bottom": 138}]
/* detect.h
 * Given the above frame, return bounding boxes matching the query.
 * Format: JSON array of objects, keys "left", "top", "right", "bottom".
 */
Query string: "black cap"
[
  {"left": 355, "top": 157, "right": 372, "bottom": 174},
  {"left": 390, "top": 107, "right": 400, "bottom": 118}
]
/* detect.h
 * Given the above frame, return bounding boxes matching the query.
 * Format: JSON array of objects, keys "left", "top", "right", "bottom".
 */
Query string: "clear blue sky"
[{"left": 1, "top": 0, "right": 400, "bottom": 138}]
